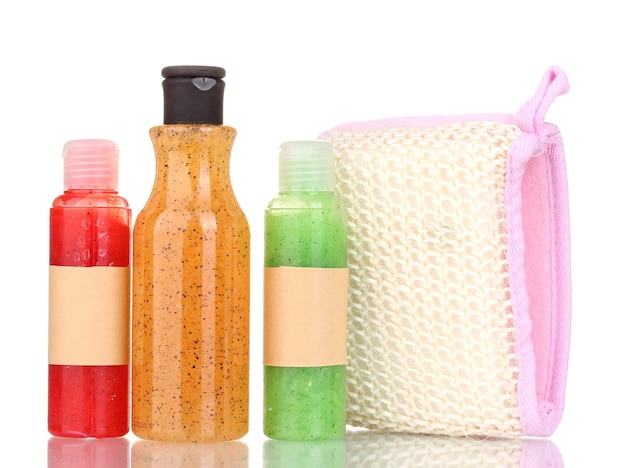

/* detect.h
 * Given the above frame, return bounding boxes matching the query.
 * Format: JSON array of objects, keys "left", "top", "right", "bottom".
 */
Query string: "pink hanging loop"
[{"left": 514, "top": 66, "right": 570, "bottom": 134}]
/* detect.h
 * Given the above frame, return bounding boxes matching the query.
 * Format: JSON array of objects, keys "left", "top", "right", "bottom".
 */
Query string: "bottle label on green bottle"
[{"left": 264, "top": 266, "right": 349, "bottom": 367}]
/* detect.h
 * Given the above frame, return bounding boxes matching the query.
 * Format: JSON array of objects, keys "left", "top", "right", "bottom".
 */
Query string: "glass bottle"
[
  {"left": 264, "top": 140, "right": 349, "bottom": 440},
  {"left": 48, "top": 139, "right": 131, "bottom": 438},
  {"left": 132, "top": 66, "right": 250, "bottom": 442}
]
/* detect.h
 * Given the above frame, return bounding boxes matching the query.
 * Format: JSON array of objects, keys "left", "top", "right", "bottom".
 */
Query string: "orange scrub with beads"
[{"left": 132, "top": 124, "right": 250, "bottom": 442}]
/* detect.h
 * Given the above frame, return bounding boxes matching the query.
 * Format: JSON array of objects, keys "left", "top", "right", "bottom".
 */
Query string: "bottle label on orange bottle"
[
  {"left": 49, "top": 265, "right": 130, "bottom": 365},
  {"left": 263, "top": 266, "right": 349, "bottom": 367}
]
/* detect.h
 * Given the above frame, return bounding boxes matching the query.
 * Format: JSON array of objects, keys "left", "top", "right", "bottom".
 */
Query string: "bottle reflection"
[
  {"left": 263, "top": 431, "right": 563, "bottom": 468},
  {"left": 263, "top": 439, "right": 345, "bottom": 468},
  {"left": 48, "top": 436, "right": 129, "bottom": 468},
  {"left": 131, "top": 439, "right": 248, "bottom": 467}
]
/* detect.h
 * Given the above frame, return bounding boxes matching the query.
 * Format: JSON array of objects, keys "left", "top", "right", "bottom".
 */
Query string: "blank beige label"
[
  {"left": 49, "top": 266, "right": 130, "bottom": 365},
  {"left": 264, "top": 266, "right": 349, "bottom": 367}
]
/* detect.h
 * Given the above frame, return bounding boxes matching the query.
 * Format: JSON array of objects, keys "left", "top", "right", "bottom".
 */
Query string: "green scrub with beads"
[{"left": 264, "top": 141, "right": 348, "bottom": 441}]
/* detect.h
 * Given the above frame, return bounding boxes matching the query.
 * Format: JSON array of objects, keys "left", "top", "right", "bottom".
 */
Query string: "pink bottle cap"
[{"left": 63, "top": 139, "right": 119, "bottom": 190}]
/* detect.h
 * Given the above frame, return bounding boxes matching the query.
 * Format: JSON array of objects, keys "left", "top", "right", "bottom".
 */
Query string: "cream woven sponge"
[{"left": 325, "top": 121, "right": 523, "bottom": 436}]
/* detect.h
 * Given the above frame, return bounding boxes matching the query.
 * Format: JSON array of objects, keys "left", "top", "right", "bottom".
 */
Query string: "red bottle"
[{"left": 48, "top": 139, "right": 131, "bottom": 437}]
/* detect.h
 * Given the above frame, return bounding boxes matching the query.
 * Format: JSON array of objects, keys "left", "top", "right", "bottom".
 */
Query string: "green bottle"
[{"left": 263, "top": 141, "right": 349, "bottom": 441}]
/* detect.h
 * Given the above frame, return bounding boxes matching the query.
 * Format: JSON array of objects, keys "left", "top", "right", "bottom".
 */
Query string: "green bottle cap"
[{"left": 279, "top": 141, "right": 336, "bottom": 192}]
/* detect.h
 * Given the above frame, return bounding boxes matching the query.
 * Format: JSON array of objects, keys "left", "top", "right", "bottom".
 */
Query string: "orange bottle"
[{"left": 132, "top": 66, "right": 250, "bottom": 442}]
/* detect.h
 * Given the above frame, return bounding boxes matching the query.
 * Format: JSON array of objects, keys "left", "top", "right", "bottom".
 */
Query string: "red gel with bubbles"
[{"left": 48, "top": 140, "right": 131, "bottom": 438}]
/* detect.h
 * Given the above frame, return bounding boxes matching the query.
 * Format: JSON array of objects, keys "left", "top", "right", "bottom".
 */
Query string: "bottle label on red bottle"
[
  {"left": 263, "top": 266, "right": 349, "bottom": 367},
  {"left": 49, "top": 266, "right": 130, "bottom": 365}
]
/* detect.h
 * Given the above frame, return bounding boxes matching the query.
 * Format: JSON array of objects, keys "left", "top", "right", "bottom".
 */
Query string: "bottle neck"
[
  {"left": 149, "top": 124, "right": 236, "bottom": 205},
  {"left": 64, "top": 188, "right": 118, "bottom": 194},
  {"left": 279, "top": 189, "right": 334, "bottom": 195}
]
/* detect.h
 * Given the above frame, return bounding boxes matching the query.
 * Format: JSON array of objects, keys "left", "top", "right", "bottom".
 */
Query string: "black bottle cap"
[{"left": 161, "top": 65, "right": 226, "bottom": 125}]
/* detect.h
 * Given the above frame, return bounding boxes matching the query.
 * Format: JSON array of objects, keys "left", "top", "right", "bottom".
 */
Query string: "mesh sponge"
[{"left": 324, "top": 121, "right": 523, "bottom": 436}]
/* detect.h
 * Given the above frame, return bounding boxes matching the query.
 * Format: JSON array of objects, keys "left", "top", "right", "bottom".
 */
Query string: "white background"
[{"left": 0, "top": 1, "right": 623, "bottom": 466}]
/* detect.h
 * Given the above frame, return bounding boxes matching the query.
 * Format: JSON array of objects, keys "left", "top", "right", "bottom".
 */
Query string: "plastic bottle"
[
  {"left": 132, "top": 66, "right": 250, "bottom": 442},
  {"left": 264, "top": 140, "right": 349, "bottom": 440},
  {"left": 48, "top": 139, "right": 131, "bottom": 438}
]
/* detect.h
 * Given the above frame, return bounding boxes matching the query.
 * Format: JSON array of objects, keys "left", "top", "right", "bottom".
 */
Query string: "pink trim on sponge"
[
  {"left": 318, "top": 113, "right": 513, "bottom": 135},
  {"left": 509, "top": 67, "right": 571, "bottom": 436},
  {"left": 522, "top": 154, "right": 553, "bottom": 403}
]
